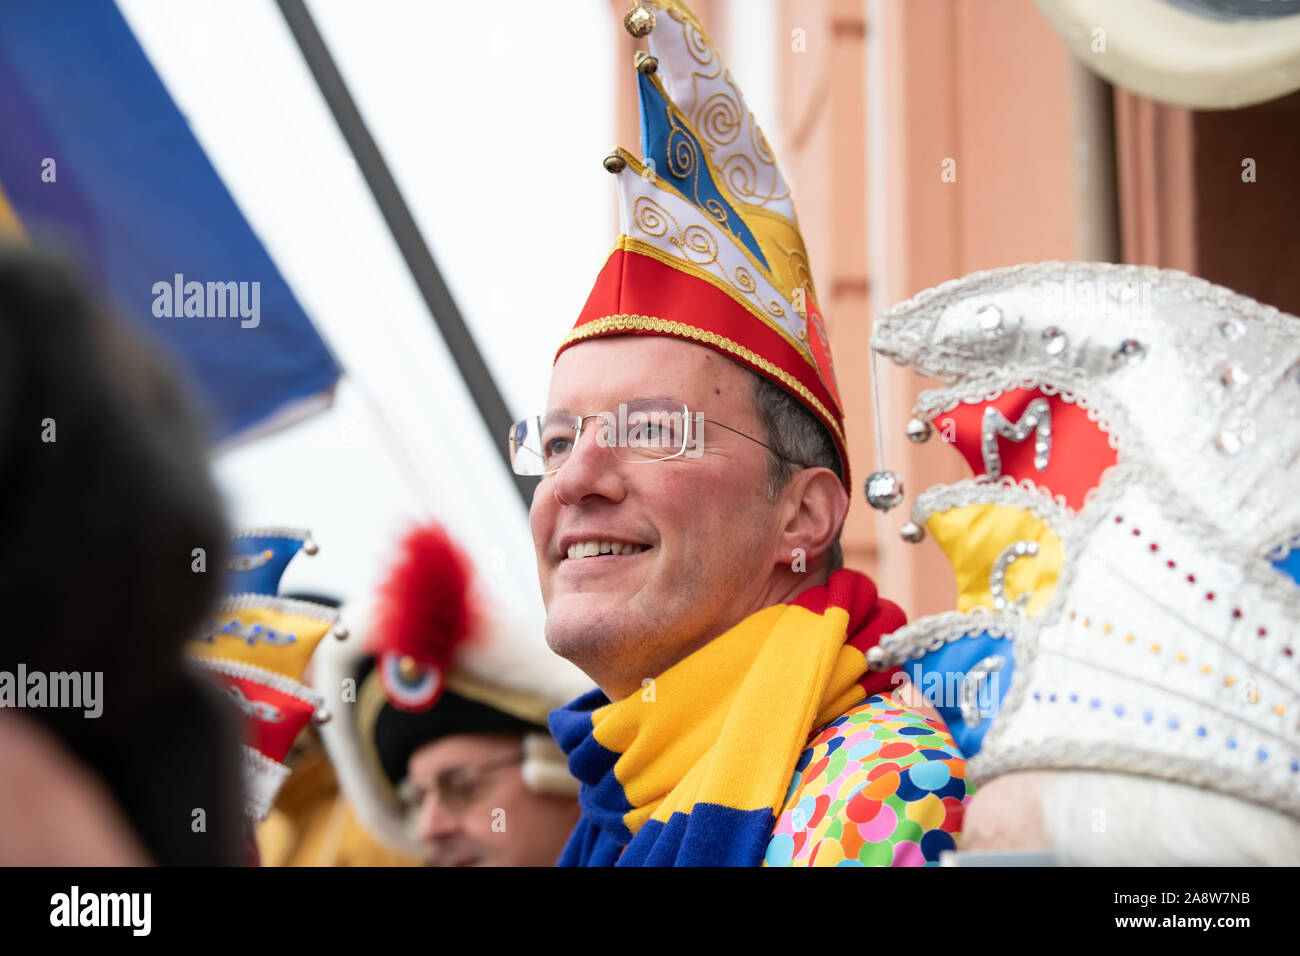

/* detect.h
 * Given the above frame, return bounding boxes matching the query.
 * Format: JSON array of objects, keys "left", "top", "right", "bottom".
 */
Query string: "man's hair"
[{"left": 749, "top": 372, "right": 844, "bottom": 571}]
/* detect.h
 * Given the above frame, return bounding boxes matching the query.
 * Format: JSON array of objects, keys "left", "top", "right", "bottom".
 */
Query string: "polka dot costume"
[{"left": 764, "top": 695, "right": 971, "bottom": 867}]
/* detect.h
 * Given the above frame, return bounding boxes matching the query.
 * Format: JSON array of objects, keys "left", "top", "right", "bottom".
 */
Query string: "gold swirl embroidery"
[
  {"left": 787, "top": 251, "right": 813, "bottom": 292},
  {"left": 699, "top": 91, "right": 741, "bottom": 145},
  {"left": 751, "top": 120, "right": 777, "bottom": 168},
  {"left": 667, "top": 123, "right": 696, "bottom": 179},
  {"left": 660, "top": 1, "right": 722, "bottom": 76},
  {"left": 778, "top": 243, "right": 815, "bottom": 301},
  {"left": 632, "top": 196, "right": 674, "bottom": 238},
  {"left": 728, "top": 143, "right": 784, "bottom": 206},
  {"left": 558, "top": 313, "right": 845, "bottom": 451},
  {"left": 677, "top": 224, "right": 718, "bottom": 265},
  {"left": 685, "top": 22, "right": 711, "bottom": 65},
  {"left": 615, "top": 160, "right": 814, "bottom": 362},
  {"left": 657, "top": 1, "right": 722, "bottom": 75},
  {"left": 724, "top": 154, "right": 757, "bottom": 203},
  {"left": 702, "top": 197, "right": 726, "bottom": 225},
  {"left": 633, "top": 197, "right": 718, "bottom": 267},
  {"left": 732, "top": 265, "right": 756, "bottom": 293},
  {"left": 757, "top": 224, "right": 820, "bottom": 304}
]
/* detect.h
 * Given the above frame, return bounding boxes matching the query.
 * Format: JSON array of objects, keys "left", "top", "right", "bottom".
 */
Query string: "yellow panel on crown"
[
  {"left": 923, "top": 503, "right": 1064, "bottom": 615},
  {"left": 190, "top": 602, "right": 334, "bottom": 682}
]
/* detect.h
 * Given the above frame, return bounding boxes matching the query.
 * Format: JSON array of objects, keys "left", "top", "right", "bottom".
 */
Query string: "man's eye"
[
  {"left": 440, "top": 777, "right": 479, "bottom": 806},
  {"left": 544, "top": 437, "right": 572, "bottom": 458}
]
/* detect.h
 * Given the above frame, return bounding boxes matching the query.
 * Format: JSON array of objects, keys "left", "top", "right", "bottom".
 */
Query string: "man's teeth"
[{"left": 566, "top": 541, "right": 649, "bottom": 559}]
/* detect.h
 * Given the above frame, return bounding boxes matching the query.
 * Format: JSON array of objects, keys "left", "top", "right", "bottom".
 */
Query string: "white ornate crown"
[{"left": 869, "top": 261, "right": 1300, "bottom": 820}]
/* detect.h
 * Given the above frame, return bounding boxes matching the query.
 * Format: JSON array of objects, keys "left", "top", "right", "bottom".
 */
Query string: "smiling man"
[
  {"left": 535, "top": 337, "right": 844, "bottom": 701},
  {"left": 512, "top": 1, "right": 970, "bottom": 867}
]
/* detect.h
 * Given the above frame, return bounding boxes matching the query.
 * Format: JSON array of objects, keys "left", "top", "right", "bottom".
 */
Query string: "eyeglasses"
[
  {"left": 404, "top": 751, "right": 524, "bottom": 817},
  {"left": 508, "top": 398, "right": 806, "bottom": 477}
]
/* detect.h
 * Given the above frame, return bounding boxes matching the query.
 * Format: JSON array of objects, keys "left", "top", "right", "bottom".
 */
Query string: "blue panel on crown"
[
  {"left": 1271, "top": 549, "right": 1300, "bottom": 587},
  {"left": 904, "top": 631, "right": 1015, "bottom": 758},
  {"left": 637, "top": 72, "right": 769, "bottom": 269},
  {"left": 223, "top": 535, "right": 307, "bottom": 596}
]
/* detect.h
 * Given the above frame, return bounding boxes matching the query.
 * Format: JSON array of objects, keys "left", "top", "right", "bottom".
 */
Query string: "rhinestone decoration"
[
  {"left": 228, "top": 549, "right": 273, "bottom": 573},
  {"left": 981, "top": 399, "right": 1052, "bottom": 478},
  {"left": 1218, "top": 318, "right": 1246, "bottom": 341},
  {"left": 976, "top": 304, "right": 1004, "bottom": 338},
  {"left": 225, "top": 685, "right": 284, "bottom": 723},
  {"left": 864, "top": 470, "right": 905, "bottom": 511},
  {"left": 899, "top": 521, "right": 926, "bottom": 543},
  {"left": 634, "top": 51, "right": 658, "bottom": 74},
  {"left": 1041, "top": 326, "right": 1068, "bottom": 356},
  {"left": 1113, "top": 339, "right": 1146, "bottom": 365},
  {"left": 199, "top": 620, "right": 297, "bottom": 646},
  {"left": 1215, "top": 428, "right": 1245, "bottom": 456},
  {"left": 960, "top": 655, "right": 1006, "bottom": 727},
  {"left": 302, "top": 537, "right": 319, "bottom": 556},
  {"left": 989, "top": 540, "right": 1040, "bottom": 611},
  {"left": 603, "top": 151, "right": 628, "bottom": 173},
  {"left": 1219, "top": 365, "right": 1251, "bottom": 387},
  {"left": 905, "top": 416, "right": 932, "bottom": 443}
]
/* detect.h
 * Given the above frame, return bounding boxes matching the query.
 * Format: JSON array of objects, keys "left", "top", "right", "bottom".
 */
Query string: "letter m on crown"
[{"left": 981, "top": 399, "right": 1052, "bottom": 480}]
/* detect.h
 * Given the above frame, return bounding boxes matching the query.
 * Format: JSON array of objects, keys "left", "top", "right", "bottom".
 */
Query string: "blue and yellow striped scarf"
[{"left": 548, "top": 569, "right": 905, "bottom": 866}]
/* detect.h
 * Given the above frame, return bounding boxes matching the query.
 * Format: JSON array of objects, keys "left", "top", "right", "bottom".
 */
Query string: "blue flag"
[{"left": 0, "top": 0, "right": 340, "bottom": 442}]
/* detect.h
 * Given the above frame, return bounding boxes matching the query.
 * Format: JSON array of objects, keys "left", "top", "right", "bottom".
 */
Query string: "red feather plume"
[{"left": 369, "top": 522, "right": 479, "bottom": 672}]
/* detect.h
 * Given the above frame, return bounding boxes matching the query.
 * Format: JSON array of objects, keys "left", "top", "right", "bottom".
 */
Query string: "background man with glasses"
[
  {"left": 316, "top": 523, "right": 590, "bottom": 867},
  {"left": 512, "top": 0, "right": 969, "bottom": 867}
]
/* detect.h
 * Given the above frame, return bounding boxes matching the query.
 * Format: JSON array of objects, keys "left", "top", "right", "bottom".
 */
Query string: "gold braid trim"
[
  {"left": 610, "top": 231, "right": 815, "bottom": 367},
  {"left": 357, "top": 670, "right": 403, "bottom": 809},
  {"left": 445, "top": 670, "right": 554, "bottom": 728},
  {"left": 558, "top": 313, "right": 846, "bottom": 450}
]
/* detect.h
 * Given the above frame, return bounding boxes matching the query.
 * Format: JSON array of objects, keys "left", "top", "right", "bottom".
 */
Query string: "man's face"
[
  {"left": 407, "top": 732, "right": 577, "bottom": 867},
  {"left": 530, "top": 336, "right": 789, "bottom": 697}
]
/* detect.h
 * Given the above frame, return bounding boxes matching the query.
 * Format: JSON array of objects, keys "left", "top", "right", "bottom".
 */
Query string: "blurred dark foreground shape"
[{"left": 0, "top": 243, "right": 244, "bottom": 865}]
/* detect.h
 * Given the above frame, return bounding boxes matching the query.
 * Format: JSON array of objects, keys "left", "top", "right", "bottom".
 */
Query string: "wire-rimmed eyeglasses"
[{"left": 508, "top": 397, "right": 807, "bottom": 477}]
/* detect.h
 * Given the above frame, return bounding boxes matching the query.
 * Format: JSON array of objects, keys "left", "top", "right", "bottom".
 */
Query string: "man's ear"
[{"left": 777, "top": 467, "right": 849, "bottom": 570}]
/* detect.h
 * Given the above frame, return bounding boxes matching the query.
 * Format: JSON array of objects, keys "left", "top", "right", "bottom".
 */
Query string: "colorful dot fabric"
[{"left": 763, "top": 695, "right": 970, "bottom": 867}]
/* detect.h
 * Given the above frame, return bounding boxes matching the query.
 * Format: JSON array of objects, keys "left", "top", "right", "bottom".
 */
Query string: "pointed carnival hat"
[
  {"left": 867, "top": 262, "right": 1300, "bottom": 821},
  {"left": 558, "top": 0, "right": 849, "bottom": 487},
  {"left": 187, "top": 528, "right": 341, "bottom": 821}
]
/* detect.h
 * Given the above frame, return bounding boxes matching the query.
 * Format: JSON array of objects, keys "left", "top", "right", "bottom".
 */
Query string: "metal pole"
[{"left": 275, "top": 0, "right": 532, "bottom": 508}]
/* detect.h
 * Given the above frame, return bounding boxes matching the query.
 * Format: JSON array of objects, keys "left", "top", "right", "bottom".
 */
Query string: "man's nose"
[
  {"left": 551, "top": 416, "right": 626, "bottom": 505},
  {"left": 416, "top": 792, "right": 460, "bottom": 842}
]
